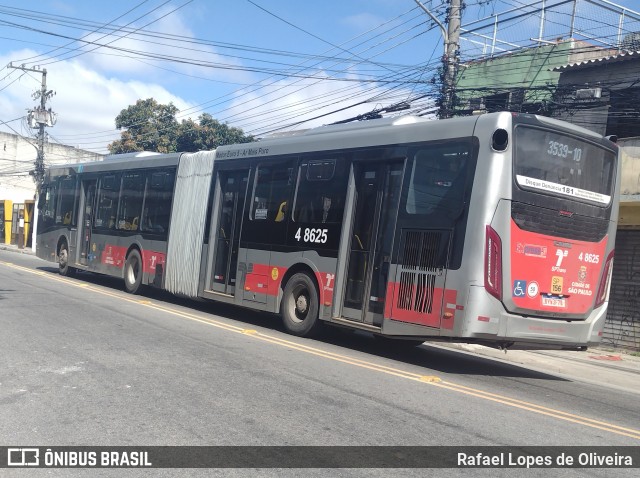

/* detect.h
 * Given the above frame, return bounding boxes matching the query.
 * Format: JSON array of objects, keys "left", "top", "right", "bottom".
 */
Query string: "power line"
[{"left": 13, "top": 0, "right": 153, "bottom": 65}]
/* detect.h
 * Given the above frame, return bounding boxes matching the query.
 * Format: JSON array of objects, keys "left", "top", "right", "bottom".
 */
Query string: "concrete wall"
[
  {"left": 456, "top": 40, "right": 599, "bottom": 109},
  {"left": 619, "top": 138, "right": 640, "bottom": 196},
  {"left": 553, "top": 58, "right": 640, "bottom": 137},
  {"left": 557, "top": 57, "right": 640, "bottom": 91},
  {"left": 605, "top": 139, "right": 640, "bottom": 351},
  {"left": 617, "top": 138, "right": 640, "bottom": 228},
  {"left": 0, "top": 132, "right": 103, "bottom": 203}
]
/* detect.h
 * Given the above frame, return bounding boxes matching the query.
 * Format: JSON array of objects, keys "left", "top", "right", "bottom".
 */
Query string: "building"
[
  {"left": 602, "top": 138, "right": 640, "bottom": 351},
  {"left": 550, "top": 51, "right": 640, "bottom": 351},
  {"left": 452, "top": 40, "right": 640, "bottom": 350},
  {"left": 454, "top": 39, "right": 612, "bottom": 116},
  {"left": 0, "top": 132, "right": 103, "bottom": 248},
  {"left": 552, "top": 50, "right": 640, "bottom": 138}
]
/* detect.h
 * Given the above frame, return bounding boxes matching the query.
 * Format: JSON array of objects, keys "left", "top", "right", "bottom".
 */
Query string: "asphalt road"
[{"left": 1, "top": 250, "right": 639, "bottom": 477}]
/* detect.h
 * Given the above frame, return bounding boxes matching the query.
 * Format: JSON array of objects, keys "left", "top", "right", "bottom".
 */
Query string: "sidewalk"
[
  {"left": 432, "top": 342, "right": 640, "bottom": 394},
  {"left": 0, "top": 243, "right": 35, "bottom": 255}
]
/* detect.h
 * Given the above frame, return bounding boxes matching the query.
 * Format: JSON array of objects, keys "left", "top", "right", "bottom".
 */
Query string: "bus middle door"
[
  {"left": 208, "top": 169, "right": 249, "bottom": 296},
  {"left": 78, "top": 179, "right": 96, "bottom": 266}
]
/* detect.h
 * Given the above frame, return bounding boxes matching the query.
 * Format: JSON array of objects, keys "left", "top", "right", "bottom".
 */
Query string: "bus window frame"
[
  {"left": 117, "top": 171, "right": 146, "bottom": 231},
  {"left": 293, "top": 158, "right": 348, "bottom": 225},
  {"left": 249, "top": 160, "right": 296, "bottom": 223},
  {"left": 55, "top": 176, "right": 78, "bottom": 227},
  {"left": 403, "top": 138, "right": 475, "bottom": 219},
  {"left": 141, "top": 168, "right": 175, "bottom": 236},
  {"left": 39, "top": 180, "right": 59, "bottom": 229},
  {"left": 94, "top": 173, "right": 121, "bottom": 231}
]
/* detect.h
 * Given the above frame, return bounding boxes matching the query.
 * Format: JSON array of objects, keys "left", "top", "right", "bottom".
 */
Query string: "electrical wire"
[{"left": 2, "top": 0, "right": 639, "bottom": 154}]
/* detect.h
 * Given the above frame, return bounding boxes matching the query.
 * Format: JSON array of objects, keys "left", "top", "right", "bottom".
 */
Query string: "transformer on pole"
[{"left": 7, "top": 63, "right": 57, "bottom": 187}]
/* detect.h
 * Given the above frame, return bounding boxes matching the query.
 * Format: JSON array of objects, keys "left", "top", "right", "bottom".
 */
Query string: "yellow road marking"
[{"left": 3, "top": 259, "right": 640, "bottom": 440}]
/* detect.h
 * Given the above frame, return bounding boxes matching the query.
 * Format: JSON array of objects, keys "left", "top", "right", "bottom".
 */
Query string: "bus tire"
[
  {"left": 282, "top": 272, "right": 321, "bottom": 337},
  {"left": 58, "top": 242, "right": 75, "bottom": 277},
  {"left": 124, "top": 249, "right": 143, "bottom": 294}
]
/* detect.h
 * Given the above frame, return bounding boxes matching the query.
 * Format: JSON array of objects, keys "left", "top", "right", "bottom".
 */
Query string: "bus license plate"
[{"left": 542, "top": 297, "right": 566, "bottom": 308}]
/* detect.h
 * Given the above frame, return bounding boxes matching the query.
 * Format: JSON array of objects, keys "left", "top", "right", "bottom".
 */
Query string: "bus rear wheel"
[
  {"left": 124, "top": 249, "right": 143, "bottom": 294},
  {"left": 282, "top": 272, "right": 321, "bottom": 337},
  {"left": 58, "top": 242, "right": 75, "bottom": 277}
]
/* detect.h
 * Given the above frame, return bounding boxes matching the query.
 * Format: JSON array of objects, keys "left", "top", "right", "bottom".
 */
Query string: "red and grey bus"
[{"left": 36, "top": 112, "right": 620, "bottom": 350}]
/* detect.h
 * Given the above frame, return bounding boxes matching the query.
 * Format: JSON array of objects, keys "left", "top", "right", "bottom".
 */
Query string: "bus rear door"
[{"left": 340, "top": 161, "right": 403, "bottom": 326}]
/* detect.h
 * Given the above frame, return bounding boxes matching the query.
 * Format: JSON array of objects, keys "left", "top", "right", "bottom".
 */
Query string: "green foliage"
[
  {"left": 176, "top": 113, "right": 254, "bottom": 152},
  {"left": 108, "top": 99, "right": 253, "bottom": 154}
]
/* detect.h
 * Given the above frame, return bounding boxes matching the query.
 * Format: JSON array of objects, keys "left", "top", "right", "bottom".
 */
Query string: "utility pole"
[
  {"left": 414, "top": 0, "right": 461, "bottom": 118},
  {"left": 7, "top": 63, "right": 56, "bottom": 187},
  {"left": 445, "top": 0, "right": 461, "bottom": 118}
]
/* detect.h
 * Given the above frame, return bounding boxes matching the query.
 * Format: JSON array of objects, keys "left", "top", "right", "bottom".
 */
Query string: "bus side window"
[
  {"left": 294, "top": 159, "right": 347, "bottom": 224},
  {"left": 39, "top": 182, "right": 58, "bottom": 228},
  {"left": 55, "top": 177, "right": 77, "bottom": 226},
  {"left": 251, "top": 163, "right": 294, "bottom": 222},
  {"left": 117, "top": 173, "right": 145, "bottom": 231},
  {"left": 406, "top": 144, "right": 470, "bottom": 216},
  {"left": 95, "top": 174, "right": 120, "bottom": 230},
  {"left": 142, "top": 170, "right": 175, "bottom": 234}
]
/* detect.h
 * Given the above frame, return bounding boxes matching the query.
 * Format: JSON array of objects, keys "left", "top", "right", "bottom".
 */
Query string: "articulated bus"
[{"left": 36, "top": 112, "right": 620, "bottom": 350}]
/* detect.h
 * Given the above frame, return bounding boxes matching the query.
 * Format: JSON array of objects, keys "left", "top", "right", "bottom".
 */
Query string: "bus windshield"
[{"left": 514, "top": 126, "right": 616, "bottom": 206}]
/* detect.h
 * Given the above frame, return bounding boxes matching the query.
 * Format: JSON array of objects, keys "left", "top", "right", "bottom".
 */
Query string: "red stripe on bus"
[
  {"left": 141, "top": 250, "right": 166, "bottom": 274},
  {"left": 243, "top": 263, "right": 335, "bottom": 306},
  {"left": 101, "top": 245, "right": 127, "bottom": 269},
  {"left": 386, "top": 282, "right": 457, "bottom": 329},
  {"left": 242, "top": 263, "right": 462, "bottom": 328},
  {"left": 101, "top": 244, "right": 166, "bottom": 274}
]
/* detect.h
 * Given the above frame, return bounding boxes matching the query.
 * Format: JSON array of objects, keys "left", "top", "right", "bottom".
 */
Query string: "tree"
[
  {"left": 109, "top": 98, "right": 179, "bottom": 154},
  {"left": 108, "top": 99, "right": 253, "bottom": 154},
  {"left": 176, "top": 113, "right": 254, "bottom": 152}
]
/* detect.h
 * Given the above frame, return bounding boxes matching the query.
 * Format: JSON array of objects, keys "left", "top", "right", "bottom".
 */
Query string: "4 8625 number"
[{"left": 294, "top": 227, "right": 328, "bottom": 244}]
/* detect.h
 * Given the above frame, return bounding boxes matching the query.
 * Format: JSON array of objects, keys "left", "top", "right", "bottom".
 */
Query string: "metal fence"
[{"left": 461, "top": 0, "right": 640, "bottom": 60}]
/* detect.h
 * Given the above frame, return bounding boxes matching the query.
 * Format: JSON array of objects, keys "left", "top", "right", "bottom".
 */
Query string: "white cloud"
[
  {"left": 0, "top": 6, "right": 416, "bottom": 153},
  {"left": 80, "top": 5, "right": 250, "bottom": 87},
  {"left": 0, "top": 49, "right": 194, "bottom": 153}
]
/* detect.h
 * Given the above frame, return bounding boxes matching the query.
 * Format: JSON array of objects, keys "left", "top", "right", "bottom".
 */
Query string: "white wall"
[{"left": 0, "top": 132, "right": 104, "bottom": 203}]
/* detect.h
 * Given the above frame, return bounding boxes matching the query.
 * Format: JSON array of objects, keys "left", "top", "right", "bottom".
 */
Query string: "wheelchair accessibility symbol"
[{"left": 513, "top": 280, "right": 526, "bottom": 297}]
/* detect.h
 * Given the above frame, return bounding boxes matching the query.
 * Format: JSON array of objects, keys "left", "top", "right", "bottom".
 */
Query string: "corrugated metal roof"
[{"left": 553, "top": 50, "right": 640, "bottom": 71}]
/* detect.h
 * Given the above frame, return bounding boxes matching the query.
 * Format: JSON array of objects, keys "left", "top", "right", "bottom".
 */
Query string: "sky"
[{"left": 0, "top": 0, "right": 639, "bottom": 156}]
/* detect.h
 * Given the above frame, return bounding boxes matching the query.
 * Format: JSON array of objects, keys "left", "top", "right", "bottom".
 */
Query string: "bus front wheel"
[
  {"left": 282, "top": 272, "right": 321, "bottom": 337},
  {"left": 58, "top": 242, "right": 75, "bottom": 277},
  {"left": 124, "top": 249, "right": 143, "bottom": 294}
]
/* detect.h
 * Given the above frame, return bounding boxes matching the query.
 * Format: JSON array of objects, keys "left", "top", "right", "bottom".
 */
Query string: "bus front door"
[
  {"left": 78, "top": 180, "right": 96, "bottom": 266},
  {"left": 209, "top": 169, "right": 249, "bottom": 296},
  {"left": 341, "top": 161, "right": 403, "bottom": 325}
]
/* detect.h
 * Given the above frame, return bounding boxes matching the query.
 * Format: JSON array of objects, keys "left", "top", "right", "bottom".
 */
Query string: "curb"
[
  {"left": 0, "top": 245, "right": 36, "bottom": 255},
  {"left": 429, "top": 342, "right": 640, "bottom": 387}
]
